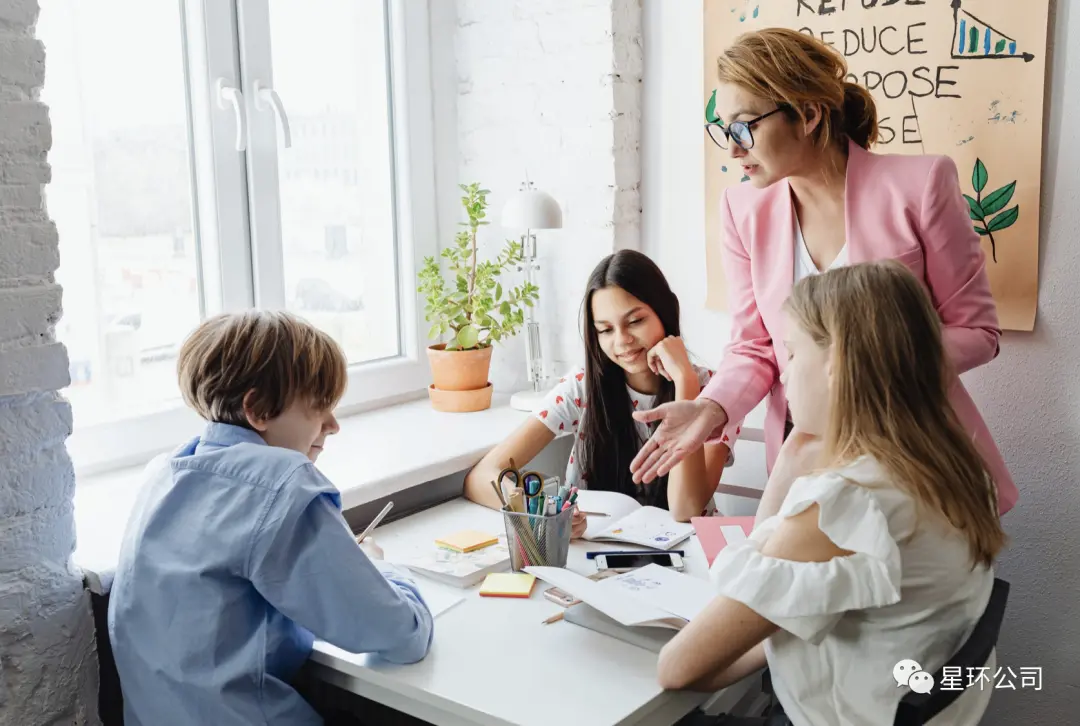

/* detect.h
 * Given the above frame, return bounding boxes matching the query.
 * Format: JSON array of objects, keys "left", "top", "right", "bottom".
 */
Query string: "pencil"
[
  {"left": 355, "top": 501, "right": 394, "bottom": 544},
  {"left": 543, "top": 611, "right": 565, "bottom": 625}
]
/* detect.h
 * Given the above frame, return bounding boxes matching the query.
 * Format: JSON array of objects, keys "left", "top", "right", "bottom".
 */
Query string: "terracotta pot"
[
  {"left": 427, "top": 383, "right": 494, "bottom": 413},
  {"left": 426, "top": 344, "right": 493, "bottom": 392}
]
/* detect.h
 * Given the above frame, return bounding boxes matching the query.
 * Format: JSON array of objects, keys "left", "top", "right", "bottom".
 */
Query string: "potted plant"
[{"left": 417, "top": 183, "right": 539, "bottom": 412}]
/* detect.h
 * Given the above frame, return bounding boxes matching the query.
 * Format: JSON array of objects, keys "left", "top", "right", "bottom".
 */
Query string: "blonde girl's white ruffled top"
[{"left": 710, "top": 456, "right": 997, "bottom": 726}]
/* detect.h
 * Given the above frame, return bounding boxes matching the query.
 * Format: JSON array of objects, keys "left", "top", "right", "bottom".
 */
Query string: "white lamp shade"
[{"left": 501, "top": 188, "right": 563, "bottom": 230}]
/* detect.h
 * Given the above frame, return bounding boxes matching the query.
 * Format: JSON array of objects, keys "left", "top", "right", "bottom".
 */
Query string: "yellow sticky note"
[
  {"left": 479, "top": 573, "right": 536, "bottom": 598},
  {"left": 435, "top": 530, "right": 499, "bottom": 553}
]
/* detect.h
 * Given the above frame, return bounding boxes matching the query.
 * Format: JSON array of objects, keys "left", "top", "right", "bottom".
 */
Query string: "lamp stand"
[{"left": 510, "top": 230, "right": 552, "bottom": 412}]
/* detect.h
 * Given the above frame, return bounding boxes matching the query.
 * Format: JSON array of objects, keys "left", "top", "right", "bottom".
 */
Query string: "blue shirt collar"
[{"left": 198, "top": 422, "right": 268, "bottom": 452}]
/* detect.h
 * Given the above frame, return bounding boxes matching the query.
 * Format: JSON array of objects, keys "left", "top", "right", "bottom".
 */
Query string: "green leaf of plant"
[
  {"left": 963, "top": 194, "right": 984, "bottom": 221},
  {"left": 986, "top": 205, "right": 1019, "bottom": 233},
  {"left": 972, "top": 158, "right": 988, "bottom": 194},
  {"left": 705, "top": 89, "right": 719, "bottom": 124},
  {"left": 427, "top": 324, "right": 441, "bottom": 340},
  {"left": 455, "top": 324, "right": 479, "bottom": 350},
  {"left": 500, "top": 301, "right": 511, "bottom": 316},
  {"left": 495, "top": 283, "right": 503, "bottom": 301},
  {"left": 980, "top": 182, "right": 1016, "bottom": 216},
  {"left": 974, "top": 226, "right": 989, "bottom": 236}
]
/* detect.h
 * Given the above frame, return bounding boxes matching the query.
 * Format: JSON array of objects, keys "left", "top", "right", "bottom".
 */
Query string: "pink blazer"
[{"left": 701, "top": 141, "right": 1018, "bottom": 515}]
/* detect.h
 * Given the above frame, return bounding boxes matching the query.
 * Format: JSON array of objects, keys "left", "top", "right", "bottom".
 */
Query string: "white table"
[{"left": 308, "top": 498, "right": 756, "bottom": 726}]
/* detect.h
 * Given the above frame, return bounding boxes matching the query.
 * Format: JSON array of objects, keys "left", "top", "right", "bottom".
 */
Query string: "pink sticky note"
[{"left": 691, "top": 516, "right": 755, "bottom": 566}]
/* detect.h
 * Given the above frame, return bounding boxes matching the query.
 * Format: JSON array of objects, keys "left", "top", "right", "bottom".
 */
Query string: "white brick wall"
[
  {"left": 0, "top": 2, "right": 98, "bottom": 723},
  {"left": 448, "top": 0, "right": 642, "bottom": 389}
]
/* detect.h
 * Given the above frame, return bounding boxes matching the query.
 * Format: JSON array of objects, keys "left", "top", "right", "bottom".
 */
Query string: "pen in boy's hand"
[{"left": 355, "top": 501, "right": 394, "bottom": 544}]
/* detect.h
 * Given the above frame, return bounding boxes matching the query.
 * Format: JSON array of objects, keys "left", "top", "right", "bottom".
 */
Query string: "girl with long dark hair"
[{"left": 464, "top": 250, "right": 733, "bottom": 529}]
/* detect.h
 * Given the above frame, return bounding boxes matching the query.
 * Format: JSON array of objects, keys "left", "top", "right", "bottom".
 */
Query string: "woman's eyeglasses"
[{"left": 705, "top": 107, "right": 787, "bottom": 151}]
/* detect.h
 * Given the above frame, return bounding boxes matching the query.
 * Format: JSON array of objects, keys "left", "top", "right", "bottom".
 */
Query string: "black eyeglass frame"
[{"left": 704, "top": 106, "right": 788, "bottom": 151}]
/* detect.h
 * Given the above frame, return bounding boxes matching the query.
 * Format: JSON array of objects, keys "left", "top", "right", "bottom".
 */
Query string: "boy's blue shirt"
[{"left": 107, "top": 422, "right": 433, "bottom": 726}]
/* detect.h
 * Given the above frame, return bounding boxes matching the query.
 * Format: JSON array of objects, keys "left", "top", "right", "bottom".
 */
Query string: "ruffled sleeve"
[{"left": 709, "top": 470, "right": 902, "bottom": 644}]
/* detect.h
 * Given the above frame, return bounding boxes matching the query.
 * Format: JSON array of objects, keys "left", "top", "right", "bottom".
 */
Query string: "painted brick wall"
[
  {"left": 0, "top": 1, "right": 98, "bottom": 723},
  {"left": 447, "top": 0, "right": 643, "bottom": 389}
]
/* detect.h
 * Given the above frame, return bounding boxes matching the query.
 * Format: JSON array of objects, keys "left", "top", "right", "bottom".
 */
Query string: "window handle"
[
  {"left": 254, "top": 81, "right": 293, "bottom": 149},
  {"left": 214, "top": 78, "right": 248, "bottom": 152}
]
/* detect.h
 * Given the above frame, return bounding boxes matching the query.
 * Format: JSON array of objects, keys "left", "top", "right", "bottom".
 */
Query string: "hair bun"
[{"left": 841, "top": 82, "right": 879, "bottom": 149}]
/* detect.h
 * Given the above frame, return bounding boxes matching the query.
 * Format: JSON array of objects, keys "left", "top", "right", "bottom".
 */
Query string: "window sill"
[{"left": 73, "top": 393, "right": 532, "bottom": 595}]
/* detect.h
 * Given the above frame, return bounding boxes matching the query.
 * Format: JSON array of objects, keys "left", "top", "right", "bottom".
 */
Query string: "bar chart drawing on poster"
[{"left": 951, "top": 0, "right": 1035, "bottom": 62}]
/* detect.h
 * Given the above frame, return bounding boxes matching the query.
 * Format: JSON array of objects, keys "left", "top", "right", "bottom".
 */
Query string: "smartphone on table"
[{"left": 591, "top": 550, "right": 685, "bottom": 572}]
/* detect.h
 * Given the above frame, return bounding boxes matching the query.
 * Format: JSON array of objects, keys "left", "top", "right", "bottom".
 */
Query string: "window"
[{"left": 40, "top": 0, "right": 437, "bottom": 475}]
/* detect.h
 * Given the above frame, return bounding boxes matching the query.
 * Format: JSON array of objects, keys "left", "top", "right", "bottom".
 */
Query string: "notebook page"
[
  {"left": 603, "top": 564, "right": 715, "bottom": 622},
  {"left": 575, "top": 490, "right": 642, "bottom": 539},
  {"left": 526, "top": 566, "right": 679, "bottom": 629},
  {"left": 588, "top": 506, "right": 694, "bottom": 549}
]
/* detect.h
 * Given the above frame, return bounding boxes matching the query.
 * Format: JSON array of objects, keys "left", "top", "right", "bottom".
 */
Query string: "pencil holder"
[{"left": 501, "top": 505, "right": 573, "bottom": 571}]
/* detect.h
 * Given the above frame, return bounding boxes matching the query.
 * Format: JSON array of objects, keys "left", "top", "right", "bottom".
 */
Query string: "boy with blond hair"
[{"left": 108, "top": 311, "right": 433, "bottom": 726}]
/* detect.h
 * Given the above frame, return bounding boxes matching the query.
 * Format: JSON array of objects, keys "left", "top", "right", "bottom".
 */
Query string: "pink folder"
[{"left": 691, "top": 516, "right": 755, "bottom": 566}]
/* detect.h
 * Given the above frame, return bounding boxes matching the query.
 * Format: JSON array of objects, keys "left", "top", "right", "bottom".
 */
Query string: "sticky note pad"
[
  {"left": 435, "top": 530, "right": 499, "bottom": 553},
  {"left": 479, "top": 573, "right": 536, "bottom": 598}
]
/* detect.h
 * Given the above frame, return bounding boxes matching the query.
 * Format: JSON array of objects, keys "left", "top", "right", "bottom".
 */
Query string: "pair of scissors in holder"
[{"left": 498, "top": 458, "right": 545, "bottom": 515}]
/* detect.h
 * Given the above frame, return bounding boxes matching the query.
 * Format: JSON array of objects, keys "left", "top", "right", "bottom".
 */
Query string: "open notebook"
[
  {"left": 576, "top": 491, "right": 694, "bottom": 550},
  {"left": 526, "top": 563, "right": 715, "bottom": 631}
]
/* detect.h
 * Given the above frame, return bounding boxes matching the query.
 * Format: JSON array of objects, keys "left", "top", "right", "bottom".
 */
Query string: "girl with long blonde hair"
[{"left": 658, "top": 261, "right": 1005, "bottom": 726}]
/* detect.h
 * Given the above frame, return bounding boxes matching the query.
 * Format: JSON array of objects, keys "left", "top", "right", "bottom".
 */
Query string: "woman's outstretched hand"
[{"left": 630, "top": 399, "right": 728, "bottom": 484}]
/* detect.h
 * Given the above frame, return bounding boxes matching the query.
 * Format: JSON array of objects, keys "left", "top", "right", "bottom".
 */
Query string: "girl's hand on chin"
[{"left": 646, "top": 336, "right": 693, "bottom": 383}]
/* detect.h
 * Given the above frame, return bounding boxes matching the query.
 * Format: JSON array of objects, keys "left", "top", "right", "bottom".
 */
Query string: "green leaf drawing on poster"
[
  {"left": 981, "top": 181, "right": 1016, "bottom": 216},
  {"left": 987, "top": 205, "right": 1019, "bottom": 233},
  {"left": 705, "top": 89, "right": 720, "bottom": 124},
  {"left": 964, "top": 194, "right": 983, "bottom": 220},
  {"left": 967, "top": 159, "right": 1019, "bottom": 264},
  {"left": 972, "top": 158, "right": 988, "bottom": 193}
]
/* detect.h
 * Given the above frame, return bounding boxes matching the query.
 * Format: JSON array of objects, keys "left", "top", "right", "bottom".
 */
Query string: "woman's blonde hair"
[
  {"left": 177, "top": 310, "right": 347, "bottom": 427},
  {"left": 717, "top": 28, "right": 878, "bottom": 150},
  {"left": 785, "top": 261, "right": 1005, "bottom": 568}
]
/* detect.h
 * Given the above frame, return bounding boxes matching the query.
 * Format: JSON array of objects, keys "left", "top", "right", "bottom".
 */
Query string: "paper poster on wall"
[{"left": 703, "top": 0, "right": 1050, "bottom": 331}]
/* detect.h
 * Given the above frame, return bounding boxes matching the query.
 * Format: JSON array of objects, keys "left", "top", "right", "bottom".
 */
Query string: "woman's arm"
[
  {"left": 463, "top": 418, "right": 555, "bottom": 510},
  {"left": 921, "top": 155, "right": 1001, "bottom": 374},
  {"left": 698, "top": 190, "right": 780, "bottom": 436},
  {"left": 658, "top": 504, "right": 851, "bottom": 691},
  {"left": 666, "top": 371, "right": 731, "bottom": 521}
]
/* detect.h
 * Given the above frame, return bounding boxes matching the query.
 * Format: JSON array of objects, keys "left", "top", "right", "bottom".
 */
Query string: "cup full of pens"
[{"left": 491, "top": 459, "right": 575, "bottom": 571}]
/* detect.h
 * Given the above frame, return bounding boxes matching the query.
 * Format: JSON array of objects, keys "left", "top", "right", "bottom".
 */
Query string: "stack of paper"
[{"left": 397, "top": 539, "right": 510, "bottom": 588}]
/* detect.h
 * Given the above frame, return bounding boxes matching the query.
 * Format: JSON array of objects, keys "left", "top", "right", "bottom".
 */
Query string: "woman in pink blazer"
[{"left": 631, "top": 28, "right": 1017, "bottom": 516}]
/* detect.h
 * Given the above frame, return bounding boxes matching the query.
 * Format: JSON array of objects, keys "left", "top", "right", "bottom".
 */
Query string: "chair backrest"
[{"left": 893, "top": 577, "right": 1010, "bottom": 726}]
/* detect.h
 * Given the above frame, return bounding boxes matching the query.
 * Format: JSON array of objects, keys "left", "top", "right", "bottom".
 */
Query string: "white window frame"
[{"left": 65, "top": 0, "right": 436, "bottom": 476}]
